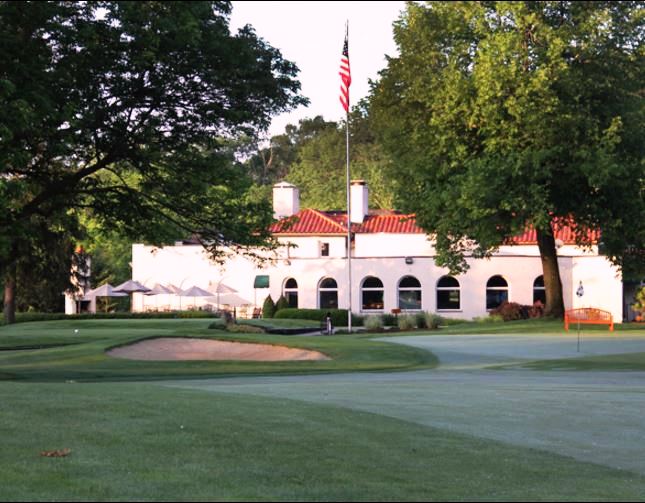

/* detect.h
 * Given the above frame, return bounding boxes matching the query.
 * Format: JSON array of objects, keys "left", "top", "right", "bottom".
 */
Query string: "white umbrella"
[
  {"left": 114, "top": 280, "right": 151, "bottom": 294},
  {"left": 144, "top": 283, "right": 173, "bottom": 296},
  {"left": 166, "top": 284, "right": 182, "bottom": 294},
  {"left": 114, "top": 280, "right": 151, "bottom": 312},
  {"left": 144, "top": 283, "right": 174, "bottom": 311},
  {"left": 208, "top": 281, "right": 238, "bottom": 308},
  {"left": 83, "top": 283, "right": 127, "bottom": 313},
  {"left": 84, "top": 283, "right": 128, "bottom": 298},
  {"left": 207, "top": 292, "right": 252, "bottom": 308},
  {"left": 179, "top": 285, "right": 214, "bottom": 310}
]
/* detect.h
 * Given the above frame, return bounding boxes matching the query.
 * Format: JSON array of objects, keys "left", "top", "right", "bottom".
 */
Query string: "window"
[
  {"left": 320, "top": 242, "right": 330, "bottom": 257},
  {"left": 398, "top": 276, "right": 422, "bottom": 310},
  {"left": 284, "top": 278, "right": 298, "bottom": 308},
  {"left": 361, "top": 276, "right": 384, "bottom": 311},
  {"left": 318, "top": 277, "right": 338, "bottom": 309},
  {"left": 486, "top": 275, "right": 508, "bottom": 310},
  {"left": 533, "top": 275, "right": 546, "bottom": 304},
  {"left": 437, "top": 276, "right": 460, "bottom": 310}
]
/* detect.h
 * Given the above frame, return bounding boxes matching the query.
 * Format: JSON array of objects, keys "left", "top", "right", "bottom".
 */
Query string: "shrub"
[
  {"left": 424, "top": 312, "right": 442, "bottom": 330},
  {"left": 397, "top": 314, "right": 417, "bottom": 331},
  {"left": 262, "top": 295, "right": 276, "bottom": 319},
  {"left": 274, "top": 308, "right": 363, "bottom": 328},
  {"left": 382, "top": 313, "right": 397, "bottom": 326},
  {"left": 2, "top": 311, "right": 219, "bottom": 325},
  {"left": 275, "top": 295, "right": 289, "bottom": 312},
  {"left": 364, "top": 315, "right": 384, "bottom": 331},
  {"left": 528, "top": 301, "right": 545, "bottom": 319},
  {"left": 490, "top": 301, "right": 528, "bottom": 322},
  {"left": 415, "top": 312, "right": 428, "bottom": 329}
]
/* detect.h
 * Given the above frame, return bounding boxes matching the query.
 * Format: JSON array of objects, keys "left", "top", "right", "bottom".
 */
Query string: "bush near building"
[
  {"left": 490, "top": 301, "right": 545, "bottom": 322},
  {"left": 262, "top": 296, "right": 277, "bottom": 319}
]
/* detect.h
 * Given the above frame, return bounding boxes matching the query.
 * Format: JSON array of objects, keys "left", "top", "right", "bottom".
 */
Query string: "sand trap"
[{"left": 106, "top": 337, "right": 330, "bottom": 361}]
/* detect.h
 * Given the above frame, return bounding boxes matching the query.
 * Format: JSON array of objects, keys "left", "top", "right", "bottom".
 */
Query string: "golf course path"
[{"left": 161, "top": 332, "right": 645, "bottom": 475}]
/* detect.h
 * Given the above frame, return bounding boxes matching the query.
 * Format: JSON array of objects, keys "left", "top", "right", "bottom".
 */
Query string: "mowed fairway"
[{"left": 2, "top": 320, "right": 645, "bottom": 500}]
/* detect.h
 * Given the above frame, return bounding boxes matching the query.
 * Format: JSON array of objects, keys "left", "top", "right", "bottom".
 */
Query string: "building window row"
[{"left": 281, "top": 275, "right": 547, "bottom": 312}]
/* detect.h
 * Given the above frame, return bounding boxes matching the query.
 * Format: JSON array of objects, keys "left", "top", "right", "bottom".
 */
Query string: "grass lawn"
[
  {"left": 508, "top": 351, "right": 645, "bottom": 371},
  {"left": 368, "top": 318, "right": 645, "bottom": 337},
  {"left": 0, "top": 319, "right": 435, "bottom": 381},
  {"left": 4, "top": 318, "right": 645, "bottom": 500},
  {"left": 3, "top": 380, "right": 645, "bottom": 501}
]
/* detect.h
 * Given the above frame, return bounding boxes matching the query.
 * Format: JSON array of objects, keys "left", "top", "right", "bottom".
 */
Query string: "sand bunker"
[{"left": 106, "top": 337, "right": 330, "bottom": 361}]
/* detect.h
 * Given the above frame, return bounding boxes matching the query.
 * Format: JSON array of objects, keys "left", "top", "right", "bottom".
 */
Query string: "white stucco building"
[{"left": 127, "top": 181, "right": 625, "bottom": 322}]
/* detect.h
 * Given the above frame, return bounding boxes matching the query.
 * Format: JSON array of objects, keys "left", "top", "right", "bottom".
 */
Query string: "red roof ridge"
[{"left": 307, "top": 208, "right": 348, "bottom": 233}]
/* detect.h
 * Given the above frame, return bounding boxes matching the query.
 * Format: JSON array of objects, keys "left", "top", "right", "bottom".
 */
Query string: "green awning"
[{"left": 253, "top": 275, "right": 270, "bottom": 288}]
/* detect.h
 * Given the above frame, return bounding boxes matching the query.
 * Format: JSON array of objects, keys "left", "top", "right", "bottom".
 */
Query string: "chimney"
[
  {"left": 350, "top": 180, "right": 368, "bottom": 223},
  {"left": 273, "top": 182, "right": 300, "bottom": 219}
]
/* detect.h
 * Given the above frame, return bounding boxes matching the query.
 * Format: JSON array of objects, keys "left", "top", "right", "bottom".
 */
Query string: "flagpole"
[
  {"left": 346, "top": 103, "right": 352, "bottom": 334},
  {"left": 344, "top": 21, "right": 353, "bottom": 333}
]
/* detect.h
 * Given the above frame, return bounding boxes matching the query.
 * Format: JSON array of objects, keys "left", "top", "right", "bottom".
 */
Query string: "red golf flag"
[{"left": 339, "top": 29, "right": 351, "bottom": 112}]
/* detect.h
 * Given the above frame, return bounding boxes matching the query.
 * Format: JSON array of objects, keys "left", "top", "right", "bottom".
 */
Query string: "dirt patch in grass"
[{"left": 106, "top": 337, "right": 330, "bottom": 362}]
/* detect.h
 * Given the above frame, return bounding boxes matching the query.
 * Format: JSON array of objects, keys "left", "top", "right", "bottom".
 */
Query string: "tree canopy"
[
  {"left": 0, "top": 1, "right": 306, "bottom": 322},
  {"left": 370, "top": 1, "right": 644, "bottom": 316},
  {"left": 284, "top": 109, "right": 396, "bottom": 211}
]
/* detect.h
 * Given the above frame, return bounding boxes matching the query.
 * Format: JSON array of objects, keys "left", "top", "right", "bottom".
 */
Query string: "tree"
[
  {"left": 287, "top": 109, "right": 396, "bottom": 210},
  {"left": 243, "top": 116, "right": 337, "bottom": 186},
  {"left": 370, "top": 1, "right": 644, "bottom": 317},
  {"left": 0, "top": 1, "right": 306, "bottom": 323}
]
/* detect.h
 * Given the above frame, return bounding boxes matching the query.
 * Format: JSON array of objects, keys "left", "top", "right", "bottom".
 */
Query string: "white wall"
[{"left": 131, "top": 239, "right": 623, "bottom": 323}]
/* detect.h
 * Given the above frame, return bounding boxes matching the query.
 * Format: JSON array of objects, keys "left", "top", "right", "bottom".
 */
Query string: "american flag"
[{"left": 339, "top": 29, "right": 351, "bottom": 113}]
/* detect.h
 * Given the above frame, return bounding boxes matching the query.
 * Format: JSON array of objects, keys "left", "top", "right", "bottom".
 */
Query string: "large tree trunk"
[
  {"left": 3, "top": 266, "right": 16, "bottom": 325},
  {"left": 536, "top": 226, "right": 565, "bottom": 319}
]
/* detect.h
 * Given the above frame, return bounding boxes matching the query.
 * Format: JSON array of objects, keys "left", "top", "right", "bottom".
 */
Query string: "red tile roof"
[
  {"left": 508, "top": 221, "right": 600, "bottom": 245},
  {"left": 270, "top": 210, "right": 598, "bottom": 244},
  {"left": 269, "top": 209, "right": 347, "bottom": 235}
]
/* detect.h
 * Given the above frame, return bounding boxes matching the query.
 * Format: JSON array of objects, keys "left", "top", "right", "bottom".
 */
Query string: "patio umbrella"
[
  {"left": 114, "top": 280, "right": 151, "bottom": 312},
  {"left": 207, "top": 292, "right": 252, "bottom": 308},
  {"left": 208, "top": 281, "right": 238, "bottom": 308},
  {"left": 179, "top": 285, "right": 214, "bottom": 310},
  {"left": 144, "top": 283, "right": 173, "bottom": 296},
  {"left": 84, "top": 283, "right": 128, "bottom": 298},
  {"left": 166, "top": 284, "right": 183, "bottom": 294},
  {"left": 83, "top": 283, "right": 128, "bottom": 313},
  {"left": 144, "top": 283, "right": 174, "bottom": 311}
]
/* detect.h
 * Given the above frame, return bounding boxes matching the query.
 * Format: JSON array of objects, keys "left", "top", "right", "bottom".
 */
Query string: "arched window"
[
  {"left": 533, "top": 275, "right": 546, "bottom": 305},
  {"left": 361, "top": 276, "right": 384, "bottom": 311},
  {"left": 398, "top": 276, "right": 422, "bottom": 310},
  {"left": 283, "top": 278, "right": 298, "bottom": 308},
  {"left": 437, "top": 276, "right": 460, "bottom": 310},
  {"left": 486, "top": 275, "right": 509, "bottom": 310},
  {"left": 318, "top": 277, "right": 338, "bottom": 309}
]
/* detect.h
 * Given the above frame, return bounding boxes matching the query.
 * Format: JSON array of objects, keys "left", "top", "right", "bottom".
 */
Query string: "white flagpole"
[
  {"left": 346, "top": 107, "right": 352, "bottom": 333},
  {"left": 344, "top": 22, "right": 352, "bottom": 333}
]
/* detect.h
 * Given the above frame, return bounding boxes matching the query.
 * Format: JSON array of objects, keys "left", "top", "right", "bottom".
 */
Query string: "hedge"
[
  {"left": 1, "top": 311, "right": 220, "bottom": 325},
  {"left": 274, "top": 308, "right": 363, "bottom": 327}
]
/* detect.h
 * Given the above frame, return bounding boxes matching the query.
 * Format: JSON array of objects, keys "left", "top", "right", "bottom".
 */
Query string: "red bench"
[{"left": 564, "top": 308, "right": 614, "bottom": 332}]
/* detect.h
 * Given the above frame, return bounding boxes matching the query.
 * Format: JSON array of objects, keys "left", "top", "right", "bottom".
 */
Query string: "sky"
[{"left": 229, "top": 1, "right": 406, "bottom": 138}]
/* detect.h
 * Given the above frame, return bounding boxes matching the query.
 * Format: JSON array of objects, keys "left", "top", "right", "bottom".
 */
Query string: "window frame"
[
  {"left": 398, "top": 275, "right": 422, "bottom": 311},
  {"left": 436, "top": 275, "right": 461, "bottom": 311},
  {"left": 486, "top": 275, "right": 509, "bottom": 310},
  {"left": 318, "top": 277, "right": 338, "bottom": 309},
  {"left": 283, "top": 278, "right": 299, "bottom": 309},
  {"left": 361, "top": 276, "right": 384, "bottom": 312}
]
